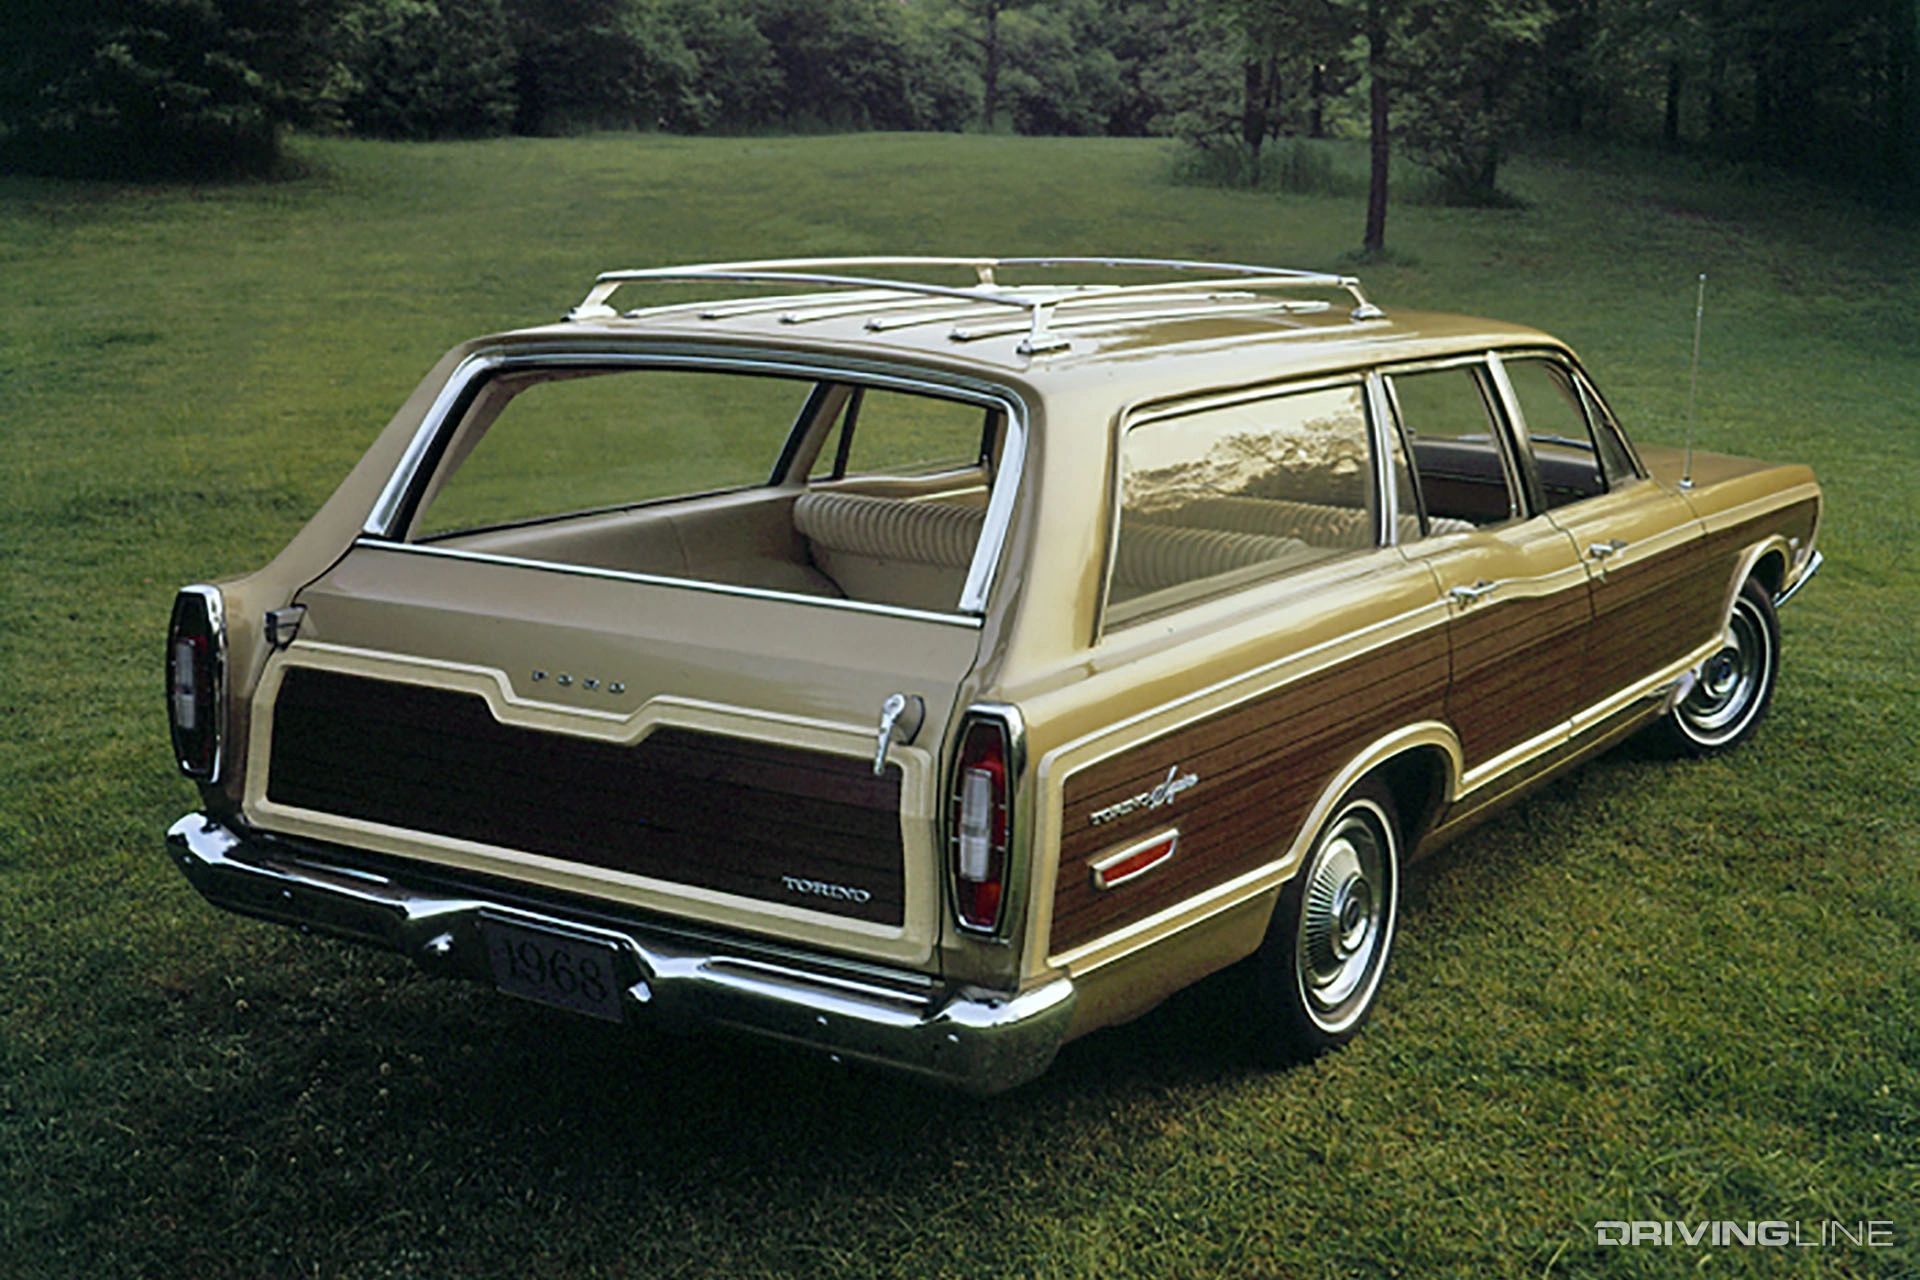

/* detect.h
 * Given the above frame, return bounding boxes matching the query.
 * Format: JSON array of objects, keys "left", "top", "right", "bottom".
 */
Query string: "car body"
[{"left": 164, "top": 256, "right": 1823, "bottom": 1092}]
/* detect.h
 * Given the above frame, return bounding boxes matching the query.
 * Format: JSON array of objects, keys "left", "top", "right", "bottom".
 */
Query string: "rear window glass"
[{"left": 414, "top": 368, "right": 813, "bottom": 537}]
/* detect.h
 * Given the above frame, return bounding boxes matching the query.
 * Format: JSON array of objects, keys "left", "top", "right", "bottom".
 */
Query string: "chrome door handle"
[
  {"left": 1586, "top": 538, "right": 1629, "bottom": 560},
  {"left": 1448, "top": 580, "right": 1499, "bottom": 605}
]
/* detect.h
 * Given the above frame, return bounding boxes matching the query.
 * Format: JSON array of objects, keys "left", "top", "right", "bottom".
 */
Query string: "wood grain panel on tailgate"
[{"left": 265, "top": 667, "right": 906, "bottom": 924}]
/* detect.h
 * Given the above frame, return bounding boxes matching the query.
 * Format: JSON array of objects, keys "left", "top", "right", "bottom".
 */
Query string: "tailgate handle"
[{"left": 873, "top": 693, "right": 925, "bottom": 776}]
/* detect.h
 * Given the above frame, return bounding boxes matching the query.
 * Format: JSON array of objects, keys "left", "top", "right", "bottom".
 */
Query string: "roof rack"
[{"left": 565, "top": 256, "right": 1385, "bottom": 356}]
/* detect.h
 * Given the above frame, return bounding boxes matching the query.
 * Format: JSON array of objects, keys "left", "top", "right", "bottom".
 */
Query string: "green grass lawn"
[{"left": 2, "top": 132, "right": 1916, "bottom": 1279}]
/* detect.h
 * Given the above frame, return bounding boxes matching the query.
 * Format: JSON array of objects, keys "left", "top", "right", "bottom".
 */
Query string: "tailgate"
[{"left": 239, "top": 543, "right": 979, "bottom": 968}]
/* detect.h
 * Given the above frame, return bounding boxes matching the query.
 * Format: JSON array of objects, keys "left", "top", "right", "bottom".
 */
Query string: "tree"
[
  {"left": 999, "top": 0, "right": 1124, "bottom": 135},
  {"left": 947, "top": 0, "right": 1045, "bottom": 128},
  {"left": 1171, "top": 0, "right": 1356, "bottom": 184},
  {"left": 331, "top": 0, "right": 518, "bottom": 139},
  {"left": 0, "top": 0, "right": 343, "bottom": 178},
  {"left": 1394, "top": 0, "right": 1551, "bottom": 203},
  {"left": 1363, "top": 0, "right": 1390, "bottom": 253},
  {"left": 500, "top": 0, "right": 695, "bottom": 134}
]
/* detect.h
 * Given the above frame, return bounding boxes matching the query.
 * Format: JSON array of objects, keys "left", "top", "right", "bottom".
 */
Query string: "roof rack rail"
[{"left": 565, "top": 256, "right": 1385, "bottom": 355}]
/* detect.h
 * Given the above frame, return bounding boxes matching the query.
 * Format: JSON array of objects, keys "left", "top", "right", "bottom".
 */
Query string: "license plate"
[{"left": 478, "top": 917, "right": 626, "bottom": 1023}]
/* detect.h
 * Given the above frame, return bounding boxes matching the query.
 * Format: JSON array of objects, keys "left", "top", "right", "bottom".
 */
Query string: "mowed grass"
[{"left": 1, "top": 133, "right": 1916, "bottom": 1278}]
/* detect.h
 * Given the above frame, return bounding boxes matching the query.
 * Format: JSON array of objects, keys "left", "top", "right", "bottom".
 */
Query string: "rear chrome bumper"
[
  {"left": 1774, "top": 549, "right": 1824, "bottom": 609},
  {"left": 165, "top": 813, "right": 1074, "bottom": 1094}
]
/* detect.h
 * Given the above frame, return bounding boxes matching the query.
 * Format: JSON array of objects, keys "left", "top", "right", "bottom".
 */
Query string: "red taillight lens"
[
  {"left": 167, "top": 587, "right": 225, "bottom": 780},
  {"left": 950, "top": 716, "right": 1011, "bottom": 932}
]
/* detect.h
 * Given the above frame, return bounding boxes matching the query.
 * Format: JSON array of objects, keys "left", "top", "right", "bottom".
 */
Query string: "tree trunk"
[
  {"left": 1705, "top": 0, "right": 1726, "bottom": 141},
  {"left": 1364, "top": 0, "right": 1389, "bottom": 256},
  {"left": 1242, "top": 59, "right": 1267, "bottom": 184},
  {"left": 1664, "top": 58, "right": 1684, "bottom": 148},
  {"left": 981, "top": 3, "right": 1001, "bottom": 131},
  {"left": 1889, "top": 0, "right": 1917, "bottom": 189},
  {"left": 1310, "top": 62, "right": 1326, "bottom": 138}
]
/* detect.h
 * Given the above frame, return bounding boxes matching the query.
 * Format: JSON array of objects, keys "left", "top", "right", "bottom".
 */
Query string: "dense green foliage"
[
  {"left": 1, "top": 131, "right": 1915, "bottom": 1279},
  {"left": 2, "top": 0, "right": 1911, "bottom": 191},
  {"left": 331, "top": 0, "right": 517, "bottom": 139},
  {"left": 0, "top": 0, "right": 341, "bottom": 177}
]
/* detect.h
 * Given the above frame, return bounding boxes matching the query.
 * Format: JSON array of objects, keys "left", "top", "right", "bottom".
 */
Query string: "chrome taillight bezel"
[
  {"left": 167, "top": 584, "right": 227, "bottom": 781},
  {"left": 947, "top": 705, "right": 1025, "bottom": 937}
]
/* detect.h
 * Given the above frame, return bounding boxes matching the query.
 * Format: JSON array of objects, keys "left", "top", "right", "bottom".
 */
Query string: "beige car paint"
[{"left": 186, "top": 288, "right": 1824, "bottom": 1053}]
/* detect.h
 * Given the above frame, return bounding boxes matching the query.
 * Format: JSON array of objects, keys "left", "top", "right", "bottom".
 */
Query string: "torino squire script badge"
[{"left": 1089, "top": 765, "right": 1200, "bottom": 826}]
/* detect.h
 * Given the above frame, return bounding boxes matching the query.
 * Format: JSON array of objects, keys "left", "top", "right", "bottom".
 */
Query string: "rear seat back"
[
  {"left": 1112, "top": 523, "right": 1311, "bottom": 594},
  {"left": 793, "top": 491, "right": 982, "bottom": 612},
  {"left": 1141, "top": 495, "right": 1476, "bottom": 544},
  {"left": 791, "top": 490, "right": 1479, "bottom": 614}
]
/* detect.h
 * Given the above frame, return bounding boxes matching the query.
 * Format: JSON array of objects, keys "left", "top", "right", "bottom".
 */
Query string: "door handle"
[
  {"left": 1448, "top": 580, "right": 1499, "bottom": 605},
  {"left": 1586, "top": 538, "right": 1629, "bottom": 561}
]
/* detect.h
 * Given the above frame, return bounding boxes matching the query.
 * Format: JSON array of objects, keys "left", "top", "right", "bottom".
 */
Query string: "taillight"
[
  {"left": 950, "top": 715, "right": 1012, "bottom": 933},
  {"left": 167, "top": 585, "right": 226, "bottom": 780}
]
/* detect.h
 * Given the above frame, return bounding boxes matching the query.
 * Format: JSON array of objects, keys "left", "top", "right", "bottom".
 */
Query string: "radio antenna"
[{"left": 1681, "top": 272, "right": 1706, "bottom": 490}]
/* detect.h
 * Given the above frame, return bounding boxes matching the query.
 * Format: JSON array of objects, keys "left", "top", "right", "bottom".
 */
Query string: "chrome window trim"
[
  {"left": 349, "top": 538, "right": 985, "bottom": 629},
  {"left": 358, "top": 347, "right": 1029, "bottom": 618},
  {"left": 1571, "top": 366, "right": 1648, "bottom": 481},
  {"left": 1486, "top": 345, "right": 1648, "bottom": 483},
  {"left": 364, "top": 352, "right": 502, "bottom": 538},
  {"left": 1490, "top": 349, "right": 1639, "bottom": 504},
  {"left": 1363, "top": 369, "right": 1399, "bottom": 545},
  {"left": 1483, "top": 352, "right": 1544, "bottom": 514}
]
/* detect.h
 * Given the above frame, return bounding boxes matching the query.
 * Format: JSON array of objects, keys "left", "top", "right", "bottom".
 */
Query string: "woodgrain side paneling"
[
  {"left": 1589, "top": 496, "right": 1819, "bottom": 696},
  {"left": 1052, "top": 628, "right": 1449, "bottom": 952},
  {"left": 266, "top": 668, "right": 905, "bottom": 924},
  {"left": 1444, "top": 585, "right": 1592, "bottom": 765}
]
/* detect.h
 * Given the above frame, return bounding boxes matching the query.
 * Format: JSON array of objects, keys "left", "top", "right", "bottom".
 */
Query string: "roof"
[{"left": 518, "top": 256, "right": 1562, "bottom": 407}]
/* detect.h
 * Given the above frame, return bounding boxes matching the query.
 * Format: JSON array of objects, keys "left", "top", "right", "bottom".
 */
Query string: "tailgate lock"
[{"left": 872, "top": 693, "right": 926, "bottom": 776}]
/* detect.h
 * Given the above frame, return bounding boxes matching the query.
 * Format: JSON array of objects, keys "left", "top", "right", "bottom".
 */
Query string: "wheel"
[
  {"left": 1253, "top": 778, "right": 1400, "bottom": 1063},
  {"left": 1660, "top": 576, "right": 1780, "bottom": 755}
]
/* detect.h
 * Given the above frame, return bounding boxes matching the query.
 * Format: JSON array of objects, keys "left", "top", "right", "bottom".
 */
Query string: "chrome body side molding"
[{"left": 1773, "top": 548, "right": 1824, "bottom": 608}]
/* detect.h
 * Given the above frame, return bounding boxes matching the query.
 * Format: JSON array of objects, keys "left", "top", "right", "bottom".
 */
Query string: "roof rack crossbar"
[
  {"left": 861, "top": 282, "right": 1284, "bottom": 335},
  {"left": 567, "top": 256, "right": 1384, "bottom": 353},
  {"left": 951, "top": 299, "right": 1335, "bottom": 343}
]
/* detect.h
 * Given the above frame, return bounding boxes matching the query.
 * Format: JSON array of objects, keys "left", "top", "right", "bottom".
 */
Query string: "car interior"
[{"left": 414, "top": 363, "right": 1537, "bottom": 617}]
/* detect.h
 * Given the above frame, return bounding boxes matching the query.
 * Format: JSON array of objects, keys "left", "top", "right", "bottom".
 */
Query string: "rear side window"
[
  {"left": 1107, "top": 383, "right": 1378, "bottom": 627},
  {"left": 811, "top": 388, "right": 994, "bottom": 481}
]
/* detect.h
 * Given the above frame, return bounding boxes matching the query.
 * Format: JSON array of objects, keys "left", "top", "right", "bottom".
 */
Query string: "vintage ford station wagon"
[{"left": 165, "top": 257, "right": 1823, "bottom": 1091}]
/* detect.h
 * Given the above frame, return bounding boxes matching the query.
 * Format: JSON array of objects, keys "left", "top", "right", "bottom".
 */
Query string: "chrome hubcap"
[
  {"left": 1678, "top": 596, "right": 1771, "bottom": 743},
  {"left": 1297, "top": 805, "right": 1394, "bottom": 1030}
]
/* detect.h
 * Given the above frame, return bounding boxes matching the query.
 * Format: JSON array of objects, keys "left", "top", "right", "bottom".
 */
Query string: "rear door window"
[{"left": 1387, "top": 364, "right": 1520, "bottom": 528}]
